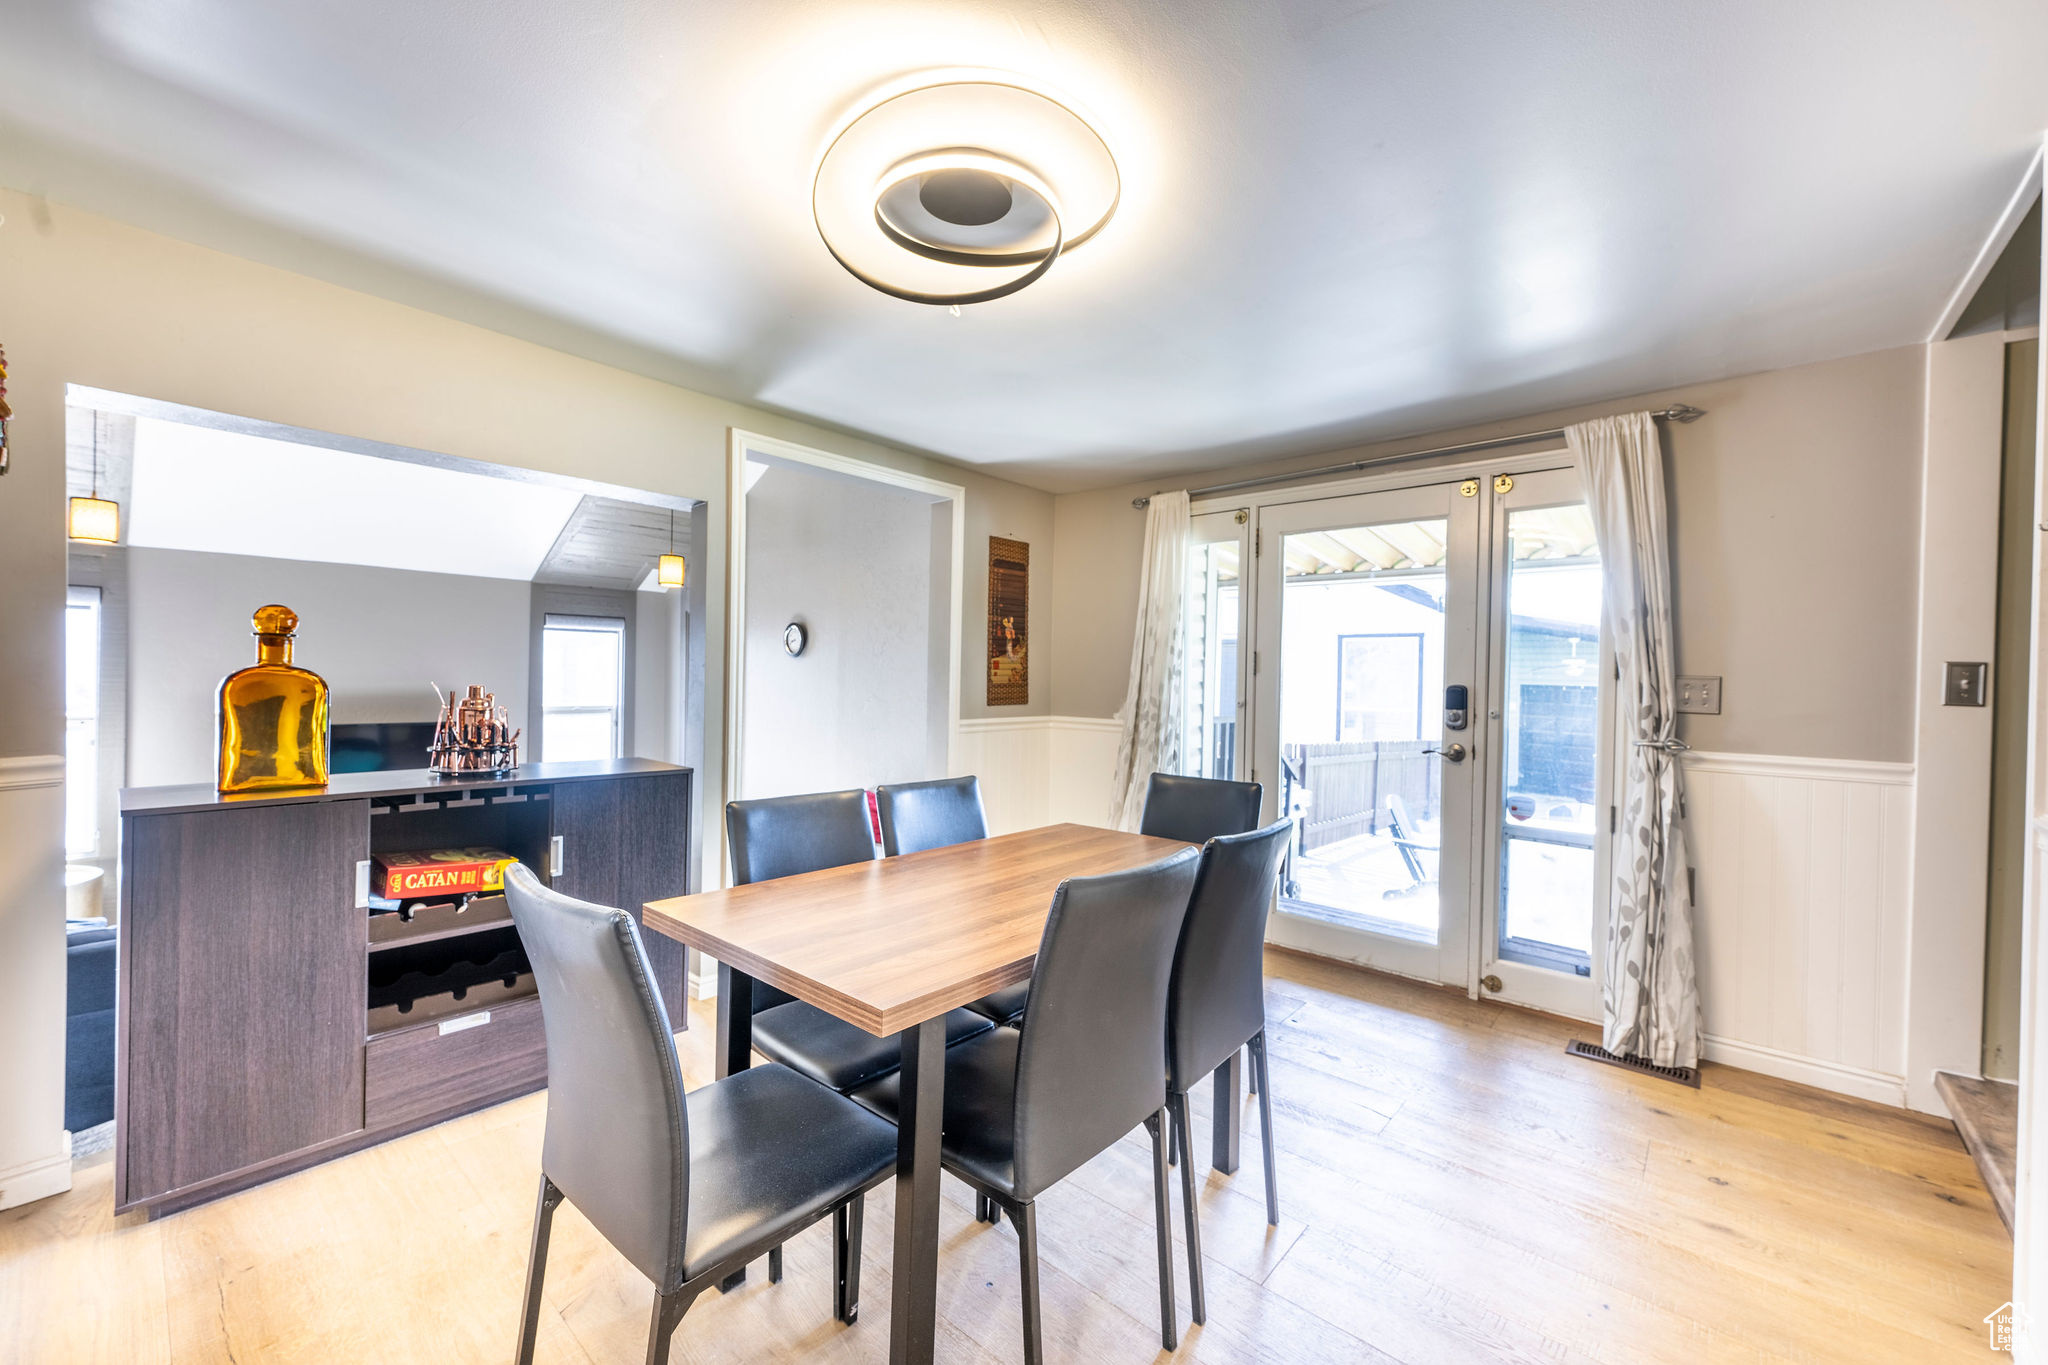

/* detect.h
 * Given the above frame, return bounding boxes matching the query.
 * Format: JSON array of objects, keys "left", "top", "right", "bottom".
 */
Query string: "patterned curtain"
[
  {"left": 1567, "top": 413, "right": 1702, "bottom": 1069},
  {"left": 1107, "top": 491, "right": 1191, "bottom": 830}
]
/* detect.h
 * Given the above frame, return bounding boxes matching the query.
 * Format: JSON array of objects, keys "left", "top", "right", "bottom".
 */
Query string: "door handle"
[{"left": 1423, "top": 743, "right": 1468, "bottom": 763}]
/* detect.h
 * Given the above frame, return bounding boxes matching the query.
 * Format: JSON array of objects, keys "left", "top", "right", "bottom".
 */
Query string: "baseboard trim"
[
  {"left": 1681, "top": 750, "right": 1914, "bottom": 786},
  {"left": 0, "top": 1147, "right": 73, "bottom": 1211},
  {"left": 0, "top": 754, "right": 64, "bottom": 792},
  {"left": 1702, "top": 1033, "right": 1908, "bottom": 1107}
]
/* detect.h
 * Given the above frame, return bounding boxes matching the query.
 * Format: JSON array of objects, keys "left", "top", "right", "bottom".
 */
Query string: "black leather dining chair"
[
  {"left": 876, "top": 776, "right": 1028, "bottom": 1027},
  {"left": 875, "top": 775, "right": 988, "bottom": 857},
  {"left": 849, "top": 849, "right": 1202, "bottom": 1363},
  {"left": 504, "top": 866, "right": 897, "bottom": 1365},
  {"left": 1164, "top": 819, "right": 1294, "bottom": 1325},
  {"left": 729, "top": 790, "right": 994, "bottom": 1091},
  {"left": 1137, "top": 772, "right": 1269, "bottom": 1096},
  {"left": 1138, "top": 772, "right": 1263, "bottom": 845}
]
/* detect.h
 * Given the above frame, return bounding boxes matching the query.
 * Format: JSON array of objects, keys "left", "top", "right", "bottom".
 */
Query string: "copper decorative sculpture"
[{"left": 429, "top": 683, "right": 520, "bottom": 774}]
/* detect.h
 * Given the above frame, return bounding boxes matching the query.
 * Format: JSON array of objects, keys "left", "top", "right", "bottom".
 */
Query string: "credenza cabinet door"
[
  {"left": 550, "top": 773, "right": 691, "bottom": 1020},
  {"left": 120, "top": 799, "right": 370, "bottom": 1207}
]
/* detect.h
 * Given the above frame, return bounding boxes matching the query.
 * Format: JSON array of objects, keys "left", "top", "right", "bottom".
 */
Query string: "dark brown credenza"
[{"left": 114, "top": 758, "right": 693, "bottom": 1217}]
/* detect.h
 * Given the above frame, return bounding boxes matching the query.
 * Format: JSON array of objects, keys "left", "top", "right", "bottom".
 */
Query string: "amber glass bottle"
[{"left": 216, "top": 605, "right": 331, "bottom": 793}]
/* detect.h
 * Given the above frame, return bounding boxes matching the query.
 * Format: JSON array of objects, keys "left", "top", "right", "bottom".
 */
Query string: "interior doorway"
[{"left": 723, "top": 430, "right": 963, "bottom": 815}]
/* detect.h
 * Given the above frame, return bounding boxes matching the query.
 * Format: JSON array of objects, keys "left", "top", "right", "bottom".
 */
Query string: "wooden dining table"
[{"left": 642, "top": 821, "right": 1192, "bottom": 1365}]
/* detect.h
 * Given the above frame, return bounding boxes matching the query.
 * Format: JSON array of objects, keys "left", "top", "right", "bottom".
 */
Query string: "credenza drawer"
[{"left": 364, "top": 995, "right": 547, "bottom": 1131}]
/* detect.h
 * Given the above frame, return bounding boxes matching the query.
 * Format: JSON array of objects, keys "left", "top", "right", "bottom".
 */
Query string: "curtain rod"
[{"left": 1130, "top": 404, "right": 1707, "bottom": 509}]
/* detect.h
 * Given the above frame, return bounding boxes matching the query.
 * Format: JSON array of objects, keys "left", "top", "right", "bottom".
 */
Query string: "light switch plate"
[
  {"left": 1944, "top": 661, "right": 1988, "bottom": 707},
  {"left": 1675, "top": 676, "right": 1722, "bottom": 714}
]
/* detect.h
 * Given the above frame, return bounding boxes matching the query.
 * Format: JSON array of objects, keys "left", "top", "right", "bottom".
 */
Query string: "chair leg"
[
  {"left": 1006, "top": 1202, "right": 1044, "bottom": 1365},
  {"left": 515, "top": 1176, "right": 564, "bottom": 1365},
  {"left": 1251, "top": 1030, "right": 1280, "bottom": 1226},
  {"left": 1248, "top": 1043, "right": 1259, "bottom": 1096},
  {"left": 768, "top": 1245, "right": 783, "bottom": 1283},
  {"left": 1169, "top": 1092, "right": 1206, "bottom": 1325},
  {"left": 834, "top": 1194, "right": 866, "bottom": 1325},
  {"left": 643, "top": 1287, "right": 695, "bottom": 1365},
  {"left": 1145, "top": 1111, "right": 1179, "bottom": 1350},
  {"left": 975, "top": 1191, "right": 993, "bottom": 1224}
]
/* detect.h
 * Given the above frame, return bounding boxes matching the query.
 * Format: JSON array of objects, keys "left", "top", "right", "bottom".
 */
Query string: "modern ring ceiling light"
[{"left": 813, "top": 77, "right": 1120, "bottom": 306}]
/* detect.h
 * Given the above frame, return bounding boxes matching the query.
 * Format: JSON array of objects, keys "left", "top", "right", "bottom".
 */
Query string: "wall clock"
[{"left": 783, "top": 621, "right": 808, "bottom": 657}]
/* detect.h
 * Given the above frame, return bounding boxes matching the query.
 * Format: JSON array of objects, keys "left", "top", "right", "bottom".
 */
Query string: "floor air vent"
[{"left": 1565, "top": 1039, "right": 1700, "bottom": 1088}]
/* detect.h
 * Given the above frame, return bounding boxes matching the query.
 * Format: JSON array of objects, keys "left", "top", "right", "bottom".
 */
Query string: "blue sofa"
[{"left": 66, "top": 918, "right": 116, "bottom": 1132}]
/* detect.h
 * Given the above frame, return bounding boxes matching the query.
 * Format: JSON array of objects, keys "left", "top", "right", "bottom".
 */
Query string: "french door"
[{"left": 1227, "top": 465, "right": 1610, "bottom": 1018}]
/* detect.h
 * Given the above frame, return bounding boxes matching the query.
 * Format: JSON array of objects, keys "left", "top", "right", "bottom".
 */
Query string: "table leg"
[
  {"left": 716, "top": 963, "right": 754, "bottom": 1081},
  {"left": 715, "top": 963, "right": 755, "bottom": 1292},
  {"left": 889, "top": 1016, "right": 946, "bottom": 1365},
  {"left": 1211, "top": 1047, "right": 1242, "bottom": 1175}
]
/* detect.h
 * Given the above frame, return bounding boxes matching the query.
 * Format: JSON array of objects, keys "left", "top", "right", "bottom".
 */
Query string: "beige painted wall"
[
  {"left": 1050, "top": 344, "right": 1929, "bottom": 765},
  {"left": 0, "top": 188, "right": 1052, "bottom": 1198}
]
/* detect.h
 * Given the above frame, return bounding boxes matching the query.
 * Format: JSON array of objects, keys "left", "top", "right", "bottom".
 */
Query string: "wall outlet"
[{"left": 1675, "top": 676, "right": 1722, "bottom": 714}]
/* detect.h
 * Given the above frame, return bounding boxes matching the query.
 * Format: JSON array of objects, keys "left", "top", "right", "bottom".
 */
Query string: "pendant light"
[
  {"left": 68, "top": 413, "right": 120, "bottom": 544},
  {"left": 657, "top": 507, "right": 685, "bottom": 589}
]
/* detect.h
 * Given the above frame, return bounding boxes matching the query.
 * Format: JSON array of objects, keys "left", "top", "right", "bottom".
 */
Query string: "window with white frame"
[
  {"left": 541, "top": 614, "right": 625, "bottom": 761},
  {"left": 65, "top": 587, "right": 102, "bottom": 858}
]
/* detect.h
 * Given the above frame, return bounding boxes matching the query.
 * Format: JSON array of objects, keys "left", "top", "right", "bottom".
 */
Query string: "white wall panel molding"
[
  {"left": 1681, "top": 751, "right": 1913, "bottom": 786},
  {"left": 956, "top": 715, "right": 1123, "bottom": 833},
  {"left": 0, "top": 755, "right": 64, "bottom": 791},
  {"left": 1046, "top": 718, "right": 1122, "bottom": 829},
  {"left": 1683, "top": 751, "right": 1914, "bottom": 1106},
  {"left": 960, "top": 736, "right": 1924, "bottom": 1109},
  {"left": 1700, "top": 1034, "right": 1908, "bottom": 1108},
  {"left": 0, "top": 778, "right": 68, "bottom": 1210},
  {"left": 954, "top": 716, "right": 1054, "bottom": 834},
  {"left": 0, "top": 1150, "right": 72, "bottom": 1213}
]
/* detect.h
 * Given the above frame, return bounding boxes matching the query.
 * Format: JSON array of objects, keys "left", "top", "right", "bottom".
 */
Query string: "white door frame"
[
  {"left": 1187, "top": 508, "right": 1254, "bottom": 781},
  {"left": 1204, "top": 446, "right": 1614, "bottom": 1012},
  {"left": 1248, "top": 477, "right": 1484, "bottom": 987},
  {"left": 1471, "top": 465, "right": 1611, "bottom": 1021},
  {"left": 722, "top": 429, "right": 966, "bottom": 876}
]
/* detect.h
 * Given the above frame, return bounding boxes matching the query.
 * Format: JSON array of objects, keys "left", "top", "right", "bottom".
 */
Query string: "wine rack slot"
[
  {"left": 368, "top": 893, "right": 515, "bottom": 952},
  {"left": 366, "top": 924, "right": 535, "bottom": 1036}
]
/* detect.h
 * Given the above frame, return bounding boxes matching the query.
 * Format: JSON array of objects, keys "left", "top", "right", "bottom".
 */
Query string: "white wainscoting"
[
  {"left": 954, "top": 716, "right": 1122, "bottom": 833},
  {"left": 953, "top": 733, "right": 1921, "bottom": 1108},
  {"left": 1683, "top": 750, "right": 1916, "bottom": 1107},
  {"left": 0, "top": 755, "right": 72, "bottom": 1211}
]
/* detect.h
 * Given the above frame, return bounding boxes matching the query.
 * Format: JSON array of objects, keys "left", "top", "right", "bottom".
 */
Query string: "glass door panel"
[
  {"left": 1279, "top": 517, "right": 1448, "bottom": 944},
  {"left": 1252, "top": 482, "right": 1480, "bottom": 985},
  {"left": 1182, "top": 510, "right": 1248, "bottom": 780},
  {"left": 1480, "top": 470, "right": 1608, "bottom": 1017}
]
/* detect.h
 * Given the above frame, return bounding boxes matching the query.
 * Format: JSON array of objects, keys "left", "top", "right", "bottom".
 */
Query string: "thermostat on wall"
[{"left": 783, "top": 621, "right": 808, "bottom": 657}]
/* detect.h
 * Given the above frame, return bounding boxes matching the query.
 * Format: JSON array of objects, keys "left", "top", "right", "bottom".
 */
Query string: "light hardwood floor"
[{"left": 0, "top": 949, "right": 2012, "bottom": 1363}]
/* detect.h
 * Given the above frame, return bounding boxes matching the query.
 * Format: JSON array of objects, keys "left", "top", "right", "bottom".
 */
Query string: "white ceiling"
[
  {"left": 128, "top": 417, "right": 584, "bottom": 579},
  {"left": 7, "top": 1, "right": 2047, "bottom": 492}
]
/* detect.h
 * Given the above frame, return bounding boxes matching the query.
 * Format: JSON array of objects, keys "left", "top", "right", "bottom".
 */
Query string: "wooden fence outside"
[{"left": 1281, "top": 739, "right": 1438, "bottom": 852}]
